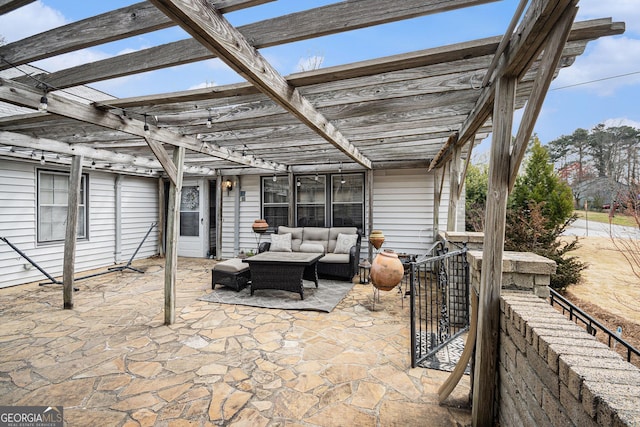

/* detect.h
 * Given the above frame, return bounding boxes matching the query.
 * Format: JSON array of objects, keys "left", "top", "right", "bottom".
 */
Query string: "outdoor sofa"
[{"left": 258, "top": 226, "right": 361, "bottom": 280}]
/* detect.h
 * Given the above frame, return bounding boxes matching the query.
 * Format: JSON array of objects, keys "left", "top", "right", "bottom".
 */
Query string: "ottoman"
[{"left": 212, "top": 258, "right": 251, "bottom": 291}]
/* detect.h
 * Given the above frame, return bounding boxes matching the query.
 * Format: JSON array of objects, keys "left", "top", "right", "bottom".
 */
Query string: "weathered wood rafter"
[
  {"left": 0, "top": 78, "right": 287, "bottom": 172},
  {"left": 9, "top": 0, "right": 499, "bottom": 91},
  {"left": 148, "top": 0, "right": 372, "bottom": 169}
]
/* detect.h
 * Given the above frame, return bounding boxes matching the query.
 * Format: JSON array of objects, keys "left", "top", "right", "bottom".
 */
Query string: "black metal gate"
[{"left": 410, "top": 241, "right": 470, "bottom": 368}]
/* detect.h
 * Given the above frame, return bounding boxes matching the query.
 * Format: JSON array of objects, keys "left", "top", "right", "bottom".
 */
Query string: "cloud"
[
  {"left": 577, "top": 0, "right": 640, "bottom": 34},
  {"left": 33, "top": 49, "right": 111, "bottom": 73},
  {"left": 552, "top": 37, "right": 640, "bottom": 96},
  {"left": 0, "top": 1, "right": 67, "bottom": 43}
]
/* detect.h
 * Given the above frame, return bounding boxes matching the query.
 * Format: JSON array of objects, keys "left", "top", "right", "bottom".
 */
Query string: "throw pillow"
[
  {"left": 300, "top": 243, "right": 325, "bottom": 253},
  {"left": 333, "top": 233, "right": 358, "bottom": 254},
  {"left": 270, "top": 233, "right": 292, "bottom": 252}
]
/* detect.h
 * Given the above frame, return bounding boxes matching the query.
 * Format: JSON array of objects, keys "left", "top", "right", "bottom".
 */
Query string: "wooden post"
[
  {"left": 288, "top": 172, "right": 295, "bottom": 227},
  {"left": 472, "top": 75, "right": 515, "bottom": 427},
  {"left": 433, "top": 166, "right": 445, "bottom": 241},
  {"left": 158, "top": 176, "right": 165, "bottom": 257},
  {"left": 215, "top": 174, "right": 223, "bottom": 260},
  {"left": 447, "top": 145, "right": 461, "bottom": 231},
  {"left": 367, "top": 169, "right": 373, "bottom": 261},
  {"left": 63, "top": 155, "right": 83, "bottom": 309},
  {"left": 164, "top": 146, "right": 185, "bottom": 325}
]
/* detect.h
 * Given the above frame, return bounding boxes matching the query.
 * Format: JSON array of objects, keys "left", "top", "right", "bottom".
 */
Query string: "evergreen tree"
[
  {"left": 509, "top": 136, "right": 574, "bottom": 229},
  {"left": 464, "top": 136, "right": 585, "bottom": 290}
]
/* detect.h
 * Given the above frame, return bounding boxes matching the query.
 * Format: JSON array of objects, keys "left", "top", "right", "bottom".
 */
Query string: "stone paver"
[{"left": 0, "top": 257, "right": 471, "bottom": 426}]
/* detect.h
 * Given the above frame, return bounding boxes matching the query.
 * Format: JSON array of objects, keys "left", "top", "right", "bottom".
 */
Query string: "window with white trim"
[
  {"left": 261, "top": 173, "right": 364, "bottom": 231},
  {"left": 262, "top": 176, "right": 289, "bottom": 233},
  {"left": 38, "top": 170, "right": 87, "bottom": 243}
]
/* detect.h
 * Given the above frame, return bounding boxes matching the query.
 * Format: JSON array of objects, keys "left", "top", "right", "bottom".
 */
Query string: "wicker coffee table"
[{"left": 243, "top": 252, "right": 322, "bottom": 300}]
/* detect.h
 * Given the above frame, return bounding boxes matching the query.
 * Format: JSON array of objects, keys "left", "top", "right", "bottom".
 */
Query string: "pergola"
[{"left": 0, "top": 0, "right": 624, "bottom": 424}]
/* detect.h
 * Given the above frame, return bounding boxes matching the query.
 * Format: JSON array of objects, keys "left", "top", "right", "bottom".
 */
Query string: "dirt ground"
[{"left": 559, "top": 236, "right": 640, "bottom": 362}]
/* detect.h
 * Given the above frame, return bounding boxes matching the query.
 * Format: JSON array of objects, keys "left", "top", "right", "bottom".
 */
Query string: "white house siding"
[
  {"left": 0, "top": 159, "right": 160, "bottom": 288},
  {"left": 220, "top": 175, "right": 260, "bottom": 259},
  {"left": 371, "top": 168, "right": 449, "bottom": 256},
  {"left": 120, "top": 176, "right": 159, "bottom": 262}
]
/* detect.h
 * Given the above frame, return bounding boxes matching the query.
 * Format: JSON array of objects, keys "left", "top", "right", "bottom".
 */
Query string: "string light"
[
  {"left": 143, "top": 114, "right": 150, "bottom": 136},
  {"left": 206, "top": 109, "right": 212, "bottom": 129},
  {"left": 272, "top": 174, "right": 277, "bottom": 182},
  {"left": 38, "top": 85, "right": 48, "bottom": 112},
  {"left": 91, "top": 160, "right": 96, "bottom": 169},
  {"left": 40, "top": 151, "right": 45, "bottom": 165}
]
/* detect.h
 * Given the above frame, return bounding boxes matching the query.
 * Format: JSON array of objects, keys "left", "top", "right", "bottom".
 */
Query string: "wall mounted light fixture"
[{"left": 224, "top": 179, "right": 233, "bottom": 195}]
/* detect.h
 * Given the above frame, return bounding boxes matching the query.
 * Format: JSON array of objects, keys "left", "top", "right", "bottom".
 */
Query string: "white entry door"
[{"left": 178, "top": 180, "right": 207, "bottom": 257}]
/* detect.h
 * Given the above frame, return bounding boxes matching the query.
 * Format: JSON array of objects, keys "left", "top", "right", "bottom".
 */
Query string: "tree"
[
  {"left": 548, "top": 128, "right": 589, "bottom": 184},
  {"left": 509, "top": 136, "right": 574, "bottom": 229},
  {"left": 465, "top": 136, "right": 585, "bottom": 290},
  {"left": 464, "top": 163, "right": 488, "bottom": 232}
]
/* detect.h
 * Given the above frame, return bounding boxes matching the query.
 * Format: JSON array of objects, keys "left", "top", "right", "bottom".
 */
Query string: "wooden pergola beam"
[
  {"left": 0, "top": 0, "right": 271, "bottom": 71},
  {"left": 13, "top": 0, "right": 499, "bottom": 92},
  {"left": 0, "top": 78, "right": 287, "bottom": 172},
  {"left": 148, "top": 0, "right": 372, "bottom": 169},
  {"left": 509, "top": 5, "right": 578, "bottom": 189}
]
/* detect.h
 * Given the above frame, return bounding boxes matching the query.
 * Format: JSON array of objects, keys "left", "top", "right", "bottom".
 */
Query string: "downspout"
[
  {"left": 114, "top": 174, "right": 122, "bottom": 264},
  {"left": 233, "top": 175, "right": 240, "bottom": 256}
]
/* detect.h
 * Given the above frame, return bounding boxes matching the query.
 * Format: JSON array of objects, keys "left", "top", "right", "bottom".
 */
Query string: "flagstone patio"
[{"left": 0, "top": 257, "right": 471, "bottom": 426}]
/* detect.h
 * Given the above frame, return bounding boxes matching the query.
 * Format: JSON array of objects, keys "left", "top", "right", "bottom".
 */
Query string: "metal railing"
[
  {"left": 549, "top": 288, "right": 640, "bottom": 364},
  {"left": 410, "top": 241, "right": 469, "bottom": 368}
]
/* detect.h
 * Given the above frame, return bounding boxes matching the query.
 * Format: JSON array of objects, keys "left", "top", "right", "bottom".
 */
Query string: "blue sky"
[{"left": 2, "top": 0, "right": 639, "bottom": 153}]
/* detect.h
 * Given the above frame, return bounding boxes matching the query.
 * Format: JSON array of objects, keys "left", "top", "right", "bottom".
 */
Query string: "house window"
[
  {"left": 38, "top": 170, "right": 87, "bottom": 243},
  {"left": 332, "top": 173, "right": 364, "bottom": 229},
  {"left": 261, "top": 173, "right": 364, "bottom": 231},
  {"left": 262, "top": 176, "right": 289, "bottom": 232},
  {"left": 296, "top": 175, "right": 326, "bottom": 227}
]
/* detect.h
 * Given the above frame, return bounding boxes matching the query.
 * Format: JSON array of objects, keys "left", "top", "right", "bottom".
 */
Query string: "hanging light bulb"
[
  {"left": 272, "top": 174, "right": 277, "bottom": 182},
  {"left": 314, "top": 173, "right": 319, "bottom": 181},
  {"left": 91, "top": 160, "right": 96, "bottom": 170},
  {"left": 40, "top": 153, "right": 45, "bottom": 165},
  {"left": 206, "top": 110, "right": 212, "bottom": 129},
  {"left": 143, "top": 114, "right": 150, "bottom": 136},
  {"left": 38, "top": 94, "right": 48, "bottom": 112},
  {"left": 339, "top": 162, "right": 345, "bottom": 184},
  {"left": 296, "top": 179, "right": 301, "bottom": 187}
]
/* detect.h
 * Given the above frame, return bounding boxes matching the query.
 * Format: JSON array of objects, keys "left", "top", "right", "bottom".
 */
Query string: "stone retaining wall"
[
  {"left": 499, "top": 293, "right": 640, "bottom": 426},
  {"left": 467, "top": 251, "right": 640, "bottom": 426}
]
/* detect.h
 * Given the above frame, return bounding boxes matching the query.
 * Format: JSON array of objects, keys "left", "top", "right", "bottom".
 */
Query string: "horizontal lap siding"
[
  {"left": 0, "top": 160, "right": 160, "bottom": 288},
  {"left": 120, "top": 176, "right": 159, "bottom": 261},
  {"left": 0, "top": 160, "right": 39, "bottom": 288},
  {"left": 220, "top": 175, "right": 260, "bottom": 259},
  {"left": 72, "top": 172, "right": 116, "bottom": 271},
  {"left": 372, "top": 168, "right": 449, "bottom": 255}
]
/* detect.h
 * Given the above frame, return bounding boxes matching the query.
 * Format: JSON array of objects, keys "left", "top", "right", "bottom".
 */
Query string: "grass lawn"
[{"left": 574, "top": 210, "right": 638, "bottom": 228}]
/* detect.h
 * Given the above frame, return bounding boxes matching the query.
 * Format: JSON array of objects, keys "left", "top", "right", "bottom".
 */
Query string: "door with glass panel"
[{"left": 178, "top": 180, "right": 207, "bottom": 257}]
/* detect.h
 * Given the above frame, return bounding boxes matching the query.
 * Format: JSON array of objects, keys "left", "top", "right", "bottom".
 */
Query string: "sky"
[{"left": 1, "top": 0, "right": 639, "bottom": 154}]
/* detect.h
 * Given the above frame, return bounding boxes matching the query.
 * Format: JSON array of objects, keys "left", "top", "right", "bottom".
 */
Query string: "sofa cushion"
[
  {"left": 300, "top": 243, "right": 325, "bottom": 253},
  {"left": 302, "top": 227, "right": 330, "bottom": 253},
  {"left": 328, "top": 227, "right": 358, "bottom": 253},
  {"left": 270, "top": 233, "right": 292, "bottom": 252},
  {"left": 319, "top": 253, "right": 350, "bottom": 264},
  {"left": 278, "top": 226, "right": 303, "bottom": 251},
  {"left": 334, "top": 233, "right": 358, "bottom": 254}
]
